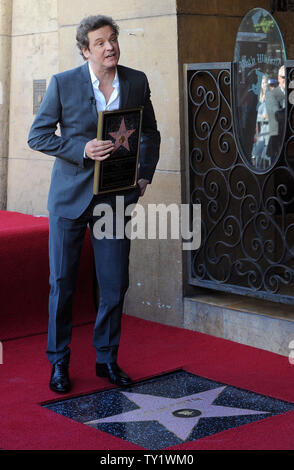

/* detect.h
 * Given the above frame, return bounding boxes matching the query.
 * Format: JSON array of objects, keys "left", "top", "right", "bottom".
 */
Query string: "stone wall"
[
  {"left": 6, "top": 0, "right": 58, "bottom": 214},
  {"left": 0, "top": 0, "right": 12, "bottom": 209}
]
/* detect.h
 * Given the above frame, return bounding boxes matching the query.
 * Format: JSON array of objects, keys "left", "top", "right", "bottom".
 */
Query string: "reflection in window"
[
  {"left": 252, "top": 74, "right": 270, "bottom": 169},
  {"left": 233, "top": 8, "right": 286, "bottom": 172}
]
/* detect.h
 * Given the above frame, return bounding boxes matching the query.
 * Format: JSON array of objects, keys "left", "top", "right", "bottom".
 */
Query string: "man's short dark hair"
[{"left": 76, "top": 15, "right": 119, "bottom": 60}]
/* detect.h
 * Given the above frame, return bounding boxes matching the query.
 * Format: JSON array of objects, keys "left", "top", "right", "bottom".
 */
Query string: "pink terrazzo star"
[{"left": 85, "top": 386, "right": 268, "bottom": 441}]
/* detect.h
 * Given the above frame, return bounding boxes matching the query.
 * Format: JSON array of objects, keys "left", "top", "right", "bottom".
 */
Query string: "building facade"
[{"left": 1, "top": 0, "right": 294, "bottom": 356}]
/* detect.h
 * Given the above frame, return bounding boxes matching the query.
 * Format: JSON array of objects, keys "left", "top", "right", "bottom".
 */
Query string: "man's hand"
[
  {"left": 137, "top": 178, "right": 149, "bottom": 196},
  {"left": 85, "top": 139, "right": 114, "bottom": 160}
]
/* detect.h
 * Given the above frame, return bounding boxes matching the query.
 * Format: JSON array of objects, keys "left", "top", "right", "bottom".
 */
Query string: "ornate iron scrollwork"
[{"left": 185, "top": 62, "right": 294, "bottom": 303}]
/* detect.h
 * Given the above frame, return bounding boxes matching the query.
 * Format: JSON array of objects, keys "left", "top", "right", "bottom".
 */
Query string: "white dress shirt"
[
  {"left": 84, "top": 63, "right": 120, "bottom": 158},
  {"left": 88, "top": 62, "right": 120, "bottom": 112}
]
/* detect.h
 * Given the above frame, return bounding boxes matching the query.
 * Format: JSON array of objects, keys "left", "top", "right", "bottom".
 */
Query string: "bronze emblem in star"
[{"left": 108, "top": 118, "right": 136, "bottom": 153}]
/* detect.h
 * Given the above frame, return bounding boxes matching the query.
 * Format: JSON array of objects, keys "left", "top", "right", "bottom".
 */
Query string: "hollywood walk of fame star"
[
  {"left": 108, "top": 117, "right": 136, "bottom": 153},
  {"left": 84, "top": 386, "right": 269, "bottom": 441}
]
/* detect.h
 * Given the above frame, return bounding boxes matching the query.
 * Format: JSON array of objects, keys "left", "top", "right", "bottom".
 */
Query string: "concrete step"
[{"left": 184, "top": 292, "right": 294, "bottom": 357}]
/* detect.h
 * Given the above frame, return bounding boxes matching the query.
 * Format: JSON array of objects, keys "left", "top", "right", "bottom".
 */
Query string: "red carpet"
[
  {"left": 0, "top": 210, "right": 96, "bottom": 340},
  {"left": 1, "top": 211, "right": 294, "bottom": 451},
  {"left": 1, "top": 316, "right": 294, "bottom": 450}
]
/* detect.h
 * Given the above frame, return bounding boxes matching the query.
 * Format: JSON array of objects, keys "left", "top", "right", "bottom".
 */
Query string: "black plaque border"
[{"left": 93, "top": 107, "right": 143, "bottom": 195}]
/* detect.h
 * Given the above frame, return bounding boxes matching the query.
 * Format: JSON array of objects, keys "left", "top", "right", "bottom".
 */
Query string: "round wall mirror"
[{"left": 233, "top": 8, "right": 286, "bottom": 172}]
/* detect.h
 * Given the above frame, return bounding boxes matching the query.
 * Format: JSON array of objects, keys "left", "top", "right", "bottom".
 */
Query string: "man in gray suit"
[{"left": 28, "top": 15, "right": 160, "bottom": 393}]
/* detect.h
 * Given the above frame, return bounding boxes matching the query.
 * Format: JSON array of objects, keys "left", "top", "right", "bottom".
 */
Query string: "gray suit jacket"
[{"left": 28, "top": 62, "right": 160, "bottom": 219}]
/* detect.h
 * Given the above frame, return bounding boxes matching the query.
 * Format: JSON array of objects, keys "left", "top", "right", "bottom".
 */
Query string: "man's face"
[{"left": 82, "top": 25, "right": 120, "bottom": 74}]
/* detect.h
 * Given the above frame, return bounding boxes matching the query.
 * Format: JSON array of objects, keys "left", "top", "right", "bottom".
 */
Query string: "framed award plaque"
[{"left": 93, "top": 106, "right": 143, "bottom": 195}]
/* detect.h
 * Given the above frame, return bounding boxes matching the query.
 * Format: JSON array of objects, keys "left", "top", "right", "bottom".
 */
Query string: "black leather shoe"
[
  {"left": 49, "top": 358, "right": 71, "bottom": 393},
  {"left": 96, "top": 362, "right": 132, "bottom": 387}
]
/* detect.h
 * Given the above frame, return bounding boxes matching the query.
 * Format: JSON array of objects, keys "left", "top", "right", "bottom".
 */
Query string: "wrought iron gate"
[{"left": 184, "top": 61, "right": 294, "bottom": 304}]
